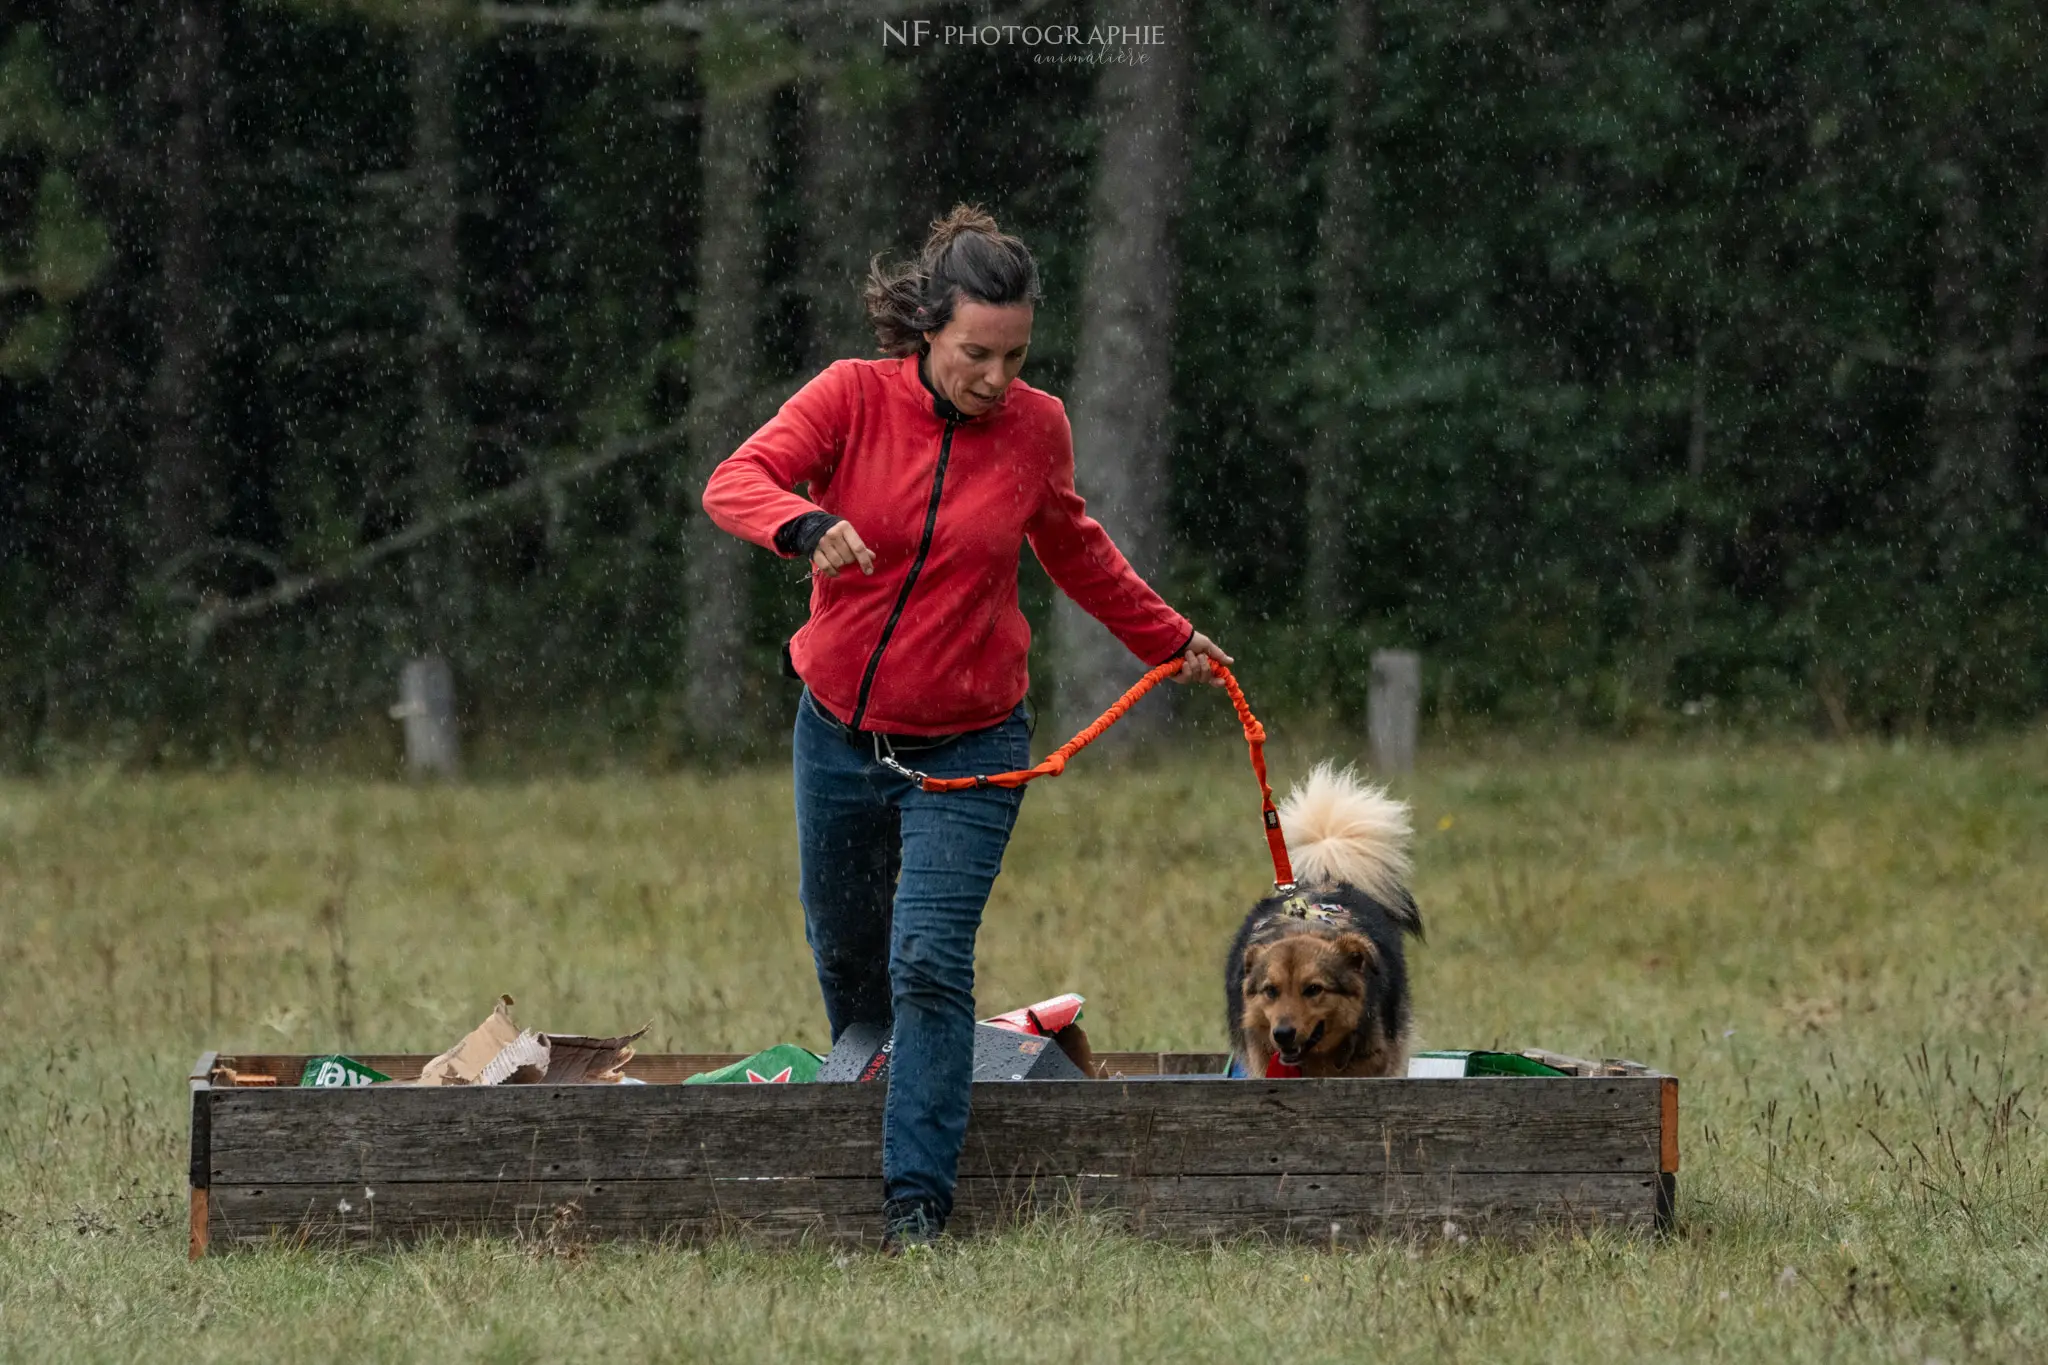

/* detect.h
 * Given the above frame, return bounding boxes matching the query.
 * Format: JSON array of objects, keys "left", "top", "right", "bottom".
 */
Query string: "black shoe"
[{"left": 881, "top": 1198, "right": 945, "bottom": 1256}]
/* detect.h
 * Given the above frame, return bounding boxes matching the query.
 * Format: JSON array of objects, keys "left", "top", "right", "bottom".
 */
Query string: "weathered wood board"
[{"left": 188, "top": 1050, "right": 1678, "bottom": 1257}]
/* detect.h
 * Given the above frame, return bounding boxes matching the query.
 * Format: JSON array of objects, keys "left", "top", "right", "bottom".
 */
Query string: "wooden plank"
[
  {"left": 190, "top": 1053, "right": 216, "bottom": 1261},
  {"left": 206, "top": 1170, "right": 1660, "bottom": 1252},
  {"left": 189, "top": 1053, "right": 216, "bottom": 1188},
  {"left": 209, "top": 1054, "right": 753, "bottom": 1085},
  {"left": 190, "top": 1188, "right": 209, "bottom": 1261},
  {"left": 204, "top": 1076, "right": 1665, "bottom": 1185},
  {"left": 1660, "top": 1077, "right": 1679, "bottom": 1173},
  {"left": 207, "top": 1051, "right": 1236, "bottom": 1085}
]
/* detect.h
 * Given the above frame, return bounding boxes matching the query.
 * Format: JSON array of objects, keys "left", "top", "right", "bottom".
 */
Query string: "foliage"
[
  {"left": 1, "top": 1, "right": 2045, "bottom": 767},
  {"left": 0, "top": 27, "right": 108, "bottom": 378}
]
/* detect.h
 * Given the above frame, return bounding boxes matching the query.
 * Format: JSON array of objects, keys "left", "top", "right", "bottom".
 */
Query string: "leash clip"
[{"left": 873, "top": 734, "right": 933, "bottom": 787}]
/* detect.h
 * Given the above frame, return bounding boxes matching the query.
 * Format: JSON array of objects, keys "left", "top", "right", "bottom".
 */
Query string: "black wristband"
[{"left": 774, "top": 511, "right": 844, "bottom": 559}]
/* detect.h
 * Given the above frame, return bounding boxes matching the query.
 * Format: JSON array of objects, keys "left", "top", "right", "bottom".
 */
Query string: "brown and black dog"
[{"left": 1226, "top": 763, "right": 1423, "bottom": 1078}]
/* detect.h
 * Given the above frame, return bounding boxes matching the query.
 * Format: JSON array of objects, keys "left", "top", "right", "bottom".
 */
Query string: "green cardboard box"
[
  {"left": 300, "top": 1055, "right": 392, "bottom": 1088},
  {"left": 683, "top": 1044, "right": 823, "bottom": 1085}
]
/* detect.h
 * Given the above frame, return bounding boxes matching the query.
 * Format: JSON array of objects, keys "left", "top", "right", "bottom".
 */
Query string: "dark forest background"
[{"left": 4, "top": 0, "right": 2045, "bottom": 771}]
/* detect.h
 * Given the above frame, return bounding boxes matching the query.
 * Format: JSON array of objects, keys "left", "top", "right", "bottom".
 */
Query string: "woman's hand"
[
  {"left": 1173, "top": 631, "right": 1234, "bottom": 686},
  {"left": 811, "top": 520, "right": 876, "bottom": 577}
]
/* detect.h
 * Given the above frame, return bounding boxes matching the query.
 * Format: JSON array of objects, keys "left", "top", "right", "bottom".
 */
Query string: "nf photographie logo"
[{"left": 882, "top": 20, "right": 1169, "bottom": 63}]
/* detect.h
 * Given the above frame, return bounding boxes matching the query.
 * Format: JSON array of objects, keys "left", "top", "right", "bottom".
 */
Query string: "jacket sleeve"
[
  {"left": 701, "top": 362, "right": 852, "bottom": 556},
  {"left": 1025, "top": 404, "right": 1195, "bottom": 665}
]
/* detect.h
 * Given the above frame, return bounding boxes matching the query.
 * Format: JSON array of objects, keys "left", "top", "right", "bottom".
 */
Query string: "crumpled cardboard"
[
  {"left": 980, "top": 992, "right": 1095, "bottom": 1077},
  {"left": 540, "top": 1027, "right": 647, "bottom": 1083},
  {"left": 980, "top": 992, "right": 1084, "bottom": 1036},
  {"left": 413, "top": 995, "right": 647, "bottom": 1086},
  {"left": 682, "top": 1044, "right": 823, "bottom": 1085},
  {"left": 414, "top": 996, "right": 540, "bottom": 1085}
]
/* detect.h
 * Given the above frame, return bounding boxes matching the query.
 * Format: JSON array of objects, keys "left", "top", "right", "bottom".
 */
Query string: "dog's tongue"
[{"left": 1267, "top": 1056, "right": 1304, "bottom": 1078}]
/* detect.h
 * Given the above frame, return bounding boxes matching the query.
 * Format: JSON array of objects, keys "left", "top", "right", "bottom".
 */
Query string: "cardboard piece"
[
  {"left": 816, "top": 1021, "right": 1085, "bottom": 1083},
  {"left": 980, "top": 992, "right": 1084, "bottom": 1036},
  {"left": 683, "top": 1044, "right": 824, "bottom": 1085},
  {"left": 413, "top": 996, "right": 648, "bottom": 1086},
  {"left": 415, "top": 996, "right": 537, "bottom": 1086},
  {"left": 972, "top": 1023, "right": 1086, "bottom": 1081},
  {"left": 817, "top": 1022, "right": 893, "bottom": 1083},
  {"left": 981, "top": 994, "right": 1094, "bottom": 1076},
  {"left": 541, "top": 1028, "right": 647, "bottom": 1083},
  {"left": 1049, "top": 1024, "right": 1095, "bottom": 1077},
  {"left": 301, "top": 1055, "right": 392, "bottom": 1088}
]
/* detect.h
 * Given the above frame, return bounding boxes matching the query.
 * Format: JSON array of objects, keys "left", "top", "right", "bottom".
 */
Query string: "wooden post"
[
  {"left": 1368, "top": 649, "right": 1419, "bottom": 774},
  {"left": 189, "top": 1051, "right": 215, "bottom": 1260},
  {"left": 1052, "top": 0, "right": 1189, "bottom": 740},
  {"left": 394, "top": 656, "right": 459, "bottom": 779}
]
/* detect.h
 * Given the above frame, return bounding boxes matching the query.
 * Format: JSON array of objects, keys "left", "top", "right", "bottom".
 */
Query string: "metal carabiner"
[{"left": 872, "top": 733, "right": 932, "bottom": 787}]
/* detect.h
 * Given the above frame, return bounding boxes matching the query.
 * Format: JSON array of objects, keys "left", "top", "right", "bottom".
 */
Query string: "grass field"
[{"left": 2, "top": 731, "right": 2045, "bottom": 1362}]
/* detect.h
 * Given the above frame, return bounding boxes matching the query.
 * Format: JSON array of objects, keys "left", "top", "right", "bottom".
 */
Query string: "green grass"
[{"left": 2, "top": 732, "right": 2045, "bottom": 1362}]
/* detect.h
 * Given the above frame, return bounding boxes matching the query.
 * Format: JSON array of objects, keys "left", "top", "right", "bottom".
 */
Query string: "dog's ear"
[
  {"left": 1241, "top": 942, "right": 1268, "bottom": 986},
  {"left": 1331, "top": 932, "right": 1376, "bottom": 975}
]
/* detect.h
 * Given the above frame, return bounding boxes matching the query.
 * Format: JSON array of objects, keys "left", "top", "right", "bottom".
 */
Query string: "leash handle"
[{"left": 887, "top": 659, "right": 1297, "bottom": 892}]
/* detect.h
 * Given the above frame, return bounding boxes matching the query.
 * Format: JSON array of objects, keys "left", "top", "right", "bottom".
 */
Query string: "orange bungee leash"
[{"left": 873, "top": 660, "right": 1298, "bottom": 894}]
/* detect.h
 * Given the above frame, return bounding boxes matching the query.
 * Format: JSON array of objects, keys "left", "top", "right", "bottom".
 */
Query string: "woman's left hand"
[{"left": 1173, "top": 631, "right": 1234, "bottom": 686}]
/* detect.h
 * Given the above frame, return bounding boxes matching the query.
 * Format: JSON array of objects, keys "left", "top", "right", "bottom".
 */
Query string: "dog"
[{"left": 1226, "top": 762, "right": 1423, "bottom": 1078}]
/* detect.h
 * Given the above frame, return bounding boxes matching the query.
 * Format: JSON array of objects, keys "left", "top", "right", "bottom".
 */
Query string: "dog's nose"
[{"left": 1271, "top": 1025, "right": 1298, "bottom": 1051}]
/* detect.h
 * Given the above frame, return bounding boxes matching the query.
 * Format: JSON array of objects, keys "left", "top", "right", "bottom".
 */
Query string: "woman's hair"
[{"left": 863, "top": 204, "right": 1041, "bottom": 357}]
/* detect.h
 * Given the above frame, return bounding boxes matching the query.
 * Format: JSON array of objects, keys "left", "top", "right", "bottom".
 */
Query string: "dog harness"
[
  {"left": 1276, "top": 896, "right": 1348, "bottom": 926},
  {"left": 873, "top": 658, "right": 1299, "bottom": 894}
]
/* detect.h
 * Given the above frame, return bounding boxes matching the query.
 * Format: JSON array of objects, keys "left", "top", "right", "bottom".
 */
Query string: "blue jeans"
[{"left": 792, "top": 689, "right": 1030, "bottom": 1224}]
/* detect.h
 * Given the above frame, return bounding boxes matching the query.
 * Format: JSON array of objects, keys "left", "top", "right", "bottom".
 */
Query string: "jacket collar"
[{"left": 900, "top": 349, "right": 1006, "bottom": 424}]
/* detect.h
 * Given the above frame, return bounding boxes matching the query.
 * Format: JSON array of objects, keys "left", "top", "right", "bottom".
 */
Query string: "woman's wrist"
[
  {"left": 1173, "top": 630, "right": 1234, "bottom": 685},
  {"left": 774, "top": 510, "right": 844, "bottom": 559}
]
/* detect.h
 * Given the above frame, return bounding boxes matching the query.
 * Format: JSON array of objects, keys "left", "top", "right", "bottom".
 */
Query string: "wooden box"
[{"left": 187, "top": 1048, "right": 1677, "bottom": 1257}]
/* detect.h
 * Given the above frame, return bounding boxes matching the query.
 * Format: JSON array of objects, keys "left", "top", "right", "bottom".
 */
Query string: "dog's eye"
[
  {"left": 1302, "top": 984, "right": 1324, "bottom": 999},
  {"left": 1262, "top": 984, "right": 1279, "bottom": 1000}
]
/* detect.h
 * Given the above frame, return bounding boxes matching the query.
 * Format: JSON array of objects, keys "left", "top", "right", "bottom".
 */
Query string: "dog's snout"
[{"left": 1271, "top": 1024, "right": 1298, "bottom": 1050}]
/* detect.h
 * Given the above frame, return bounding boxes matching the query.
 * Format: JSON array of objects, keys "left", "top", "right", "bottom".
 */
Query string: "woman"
[{"left": 702, "top": 204, "right": 1231, "bottom": 1249}]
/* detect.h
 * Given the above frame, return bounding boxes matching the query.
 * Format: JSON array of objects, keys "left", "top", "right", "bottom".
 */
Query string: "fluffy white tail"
[{"left": 1278, "top": 762, "right": 1412, "bottom": 904}]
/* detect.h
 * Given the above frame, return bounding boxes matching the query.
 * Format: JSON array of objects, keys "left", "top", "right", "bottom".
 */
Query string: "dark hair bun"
[{"left": 863, "top": 204, "right": 1041, "bottom": 357}]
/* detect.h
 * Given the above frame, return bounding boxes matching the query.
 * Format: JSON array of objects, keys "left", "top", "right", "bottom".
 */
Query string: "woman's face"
[{"left": 923, "top": 298, "right": 1033, "bottom": 418}]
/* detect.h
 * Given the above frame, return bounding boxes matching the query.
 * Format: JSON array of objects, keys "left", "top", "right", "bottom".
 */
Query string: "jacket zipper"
[{"left": 850, "top": 418, "right": 956, "bottom": 730}]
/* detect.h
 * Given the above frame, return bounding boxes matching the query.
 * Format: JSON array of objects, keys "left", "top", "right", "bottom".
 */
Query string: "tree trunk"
[
  {"left": 1302, "top": 0, "right": 1376, "bottom": 623},
  {"left": 408, "top": 10, "right": 473, "bottom": 661},
  {"left": 141, "top": 0, "right": 223, "bottom": 569},
  {"left": 681, "top": 38, "right": 773, "bottom": 742},
  {"left": 1986, "top": 146, "right": 2048, "bottom": 498},
  {"left": 1051, "top": 0, "right": 1190, "bottom": 738},
  {"left": 797, "top": 25, "right": 899, "bottom": 366},
  {"left": 1923, "top": 133, "right": 2009, "bottom": 585}
]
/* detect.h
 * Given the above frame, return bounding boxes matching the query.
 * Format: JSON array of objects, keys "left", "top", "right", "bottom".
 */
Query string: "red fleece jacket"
[{"left": 702, "top": 353, "right": 1193, "bottom": 735}]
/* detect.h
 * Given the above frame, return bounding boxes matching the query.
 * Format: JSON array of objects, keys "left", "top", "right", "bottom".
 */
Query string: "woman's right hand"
[{"left": 812, "top": 520, "right": 876, "bottom": 577}]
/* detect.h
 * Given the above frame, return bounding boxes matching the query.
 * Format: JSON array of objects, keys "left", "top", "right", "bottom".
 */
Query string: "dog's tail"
[{"left": 1279, "top": 762, "right": 1417, "bottom": 923}]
